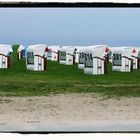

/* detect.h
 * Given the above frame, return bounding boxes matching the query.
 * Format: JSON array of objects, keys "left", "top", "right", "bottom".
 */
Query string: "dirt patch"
[
  {"left": 0, "top": 93, "right": 140, "bottom": 124},
  {"left": 0, "top": 98, "right": 12, "bottom": 104}
]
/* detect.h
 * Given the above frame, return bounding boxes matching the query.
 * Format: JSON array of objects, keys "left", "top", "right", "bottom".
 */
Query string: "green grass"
[{"left": 0, "top": 45, "right": 140, "bottom": 97}]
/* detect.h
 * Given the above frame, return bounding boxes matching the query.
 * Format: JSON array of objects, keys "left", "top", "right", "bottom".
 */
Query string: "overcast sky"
[{"left": 0, "top": 8, "right": 140, "bottom": 47}]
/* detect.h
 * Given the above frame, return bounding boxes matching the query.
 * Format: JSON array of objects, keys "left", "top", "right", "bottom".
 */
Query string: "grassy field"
[{"left": 0, "top": 45, "right": 140, "bottom": 97}]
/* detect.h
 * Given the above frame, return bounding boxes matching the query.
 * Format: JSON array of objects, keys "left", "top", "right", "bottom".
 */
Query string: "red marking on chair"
[
  {"left": 105, "top": 47, "right": 110, "bottom": 53},
  {"left": 132, "top": 49, "right": 136, "bottom": 53},
  {"left": 45, "top": 47, "right": 49, "bottom": 52}
]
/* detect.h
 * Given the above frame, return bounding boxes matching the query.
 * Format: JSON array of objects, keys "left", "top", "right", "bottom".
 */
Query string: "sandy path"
[{"left": 0, "top": 93, "right": 140, "bottom": 126}]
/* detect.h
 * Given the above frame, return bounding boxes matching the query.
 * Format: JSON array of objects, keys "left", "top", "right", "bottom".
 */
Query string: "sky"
[{"left": 0, "top": 8, "right": 140, "bottom": 47}]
